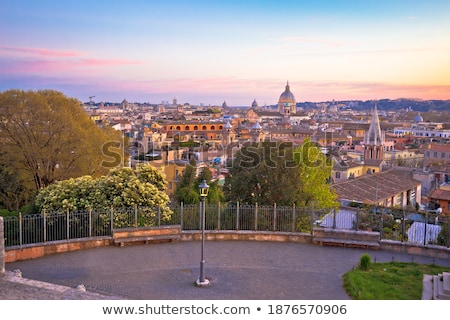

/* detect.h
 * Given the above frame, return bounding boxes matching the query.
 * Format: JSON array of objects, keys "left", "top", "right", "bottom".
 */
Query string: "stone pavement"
[
  {"left": 0, "top": 270, "right": 124, "bottom": 300},
  {"left": 2, "top": 241, "right": 450, "bottom": 300}
]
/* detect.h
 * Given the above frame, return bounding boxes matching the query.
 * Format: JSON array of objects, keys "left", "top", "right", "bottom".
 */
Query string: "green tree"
[
  {"left": 173, "top": 159, "right": 200, "bottom": 204},
  {"left": 173, "top": 160, "right": 225, "bottom": 204},
  {"left": 293, "top": 138, "right": 338, "bottom": 209},
  {"left": 195, "top": 166, "right": 224, "bottom": 204},
  {"left": 224, "top": 140, "right": 337, "bottom": 209},
  {"left": 224, "top": 141, "right": 300, "bottom": 205},
  {"left": 0, "top": 89, "right": 125, "bottom": 195},
  {"left": 0, "top": 158, "right": 25, "bottom": 211}
]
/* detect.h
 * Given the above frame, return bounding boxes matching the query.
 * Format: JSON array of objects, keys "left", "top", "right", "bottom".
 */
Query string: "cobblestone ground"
[
  {"left": 0, "top": 271, "right": 124, "bottom": 300},
  {"left": 2, "top": 241, "right": 450, "bottom": 300}
]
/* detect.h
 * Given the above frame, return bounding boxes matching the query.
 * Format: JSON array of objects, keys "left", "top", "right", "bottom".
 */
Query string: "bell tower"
[{"left": 364, "top": 104, "right": 385, "bottom": 163}]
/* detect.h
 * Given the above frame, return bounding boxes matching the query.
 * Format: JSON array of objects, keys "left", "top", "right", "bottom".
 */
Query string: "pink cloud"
[
  {"left": 0, "top": 45, "right": 143, "bottom": 76},
  {"left": 0, "top": 45, "right": 81, "bottom": 57},
  {"left": 82, "top": 58, "right": 142, "bottom": 67},
  {"left": 1, "top": 57, "right": 143, "bottom": 74}
]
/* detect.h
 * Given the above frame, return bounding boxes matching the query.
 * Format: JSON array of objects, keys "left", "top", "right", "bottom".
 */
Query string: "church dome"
[
  {"left": 413, "top": 112, "right": 423, "bottom": 123},
  {"left": 279, "top": 81, "right": 295, "bottom": 103},
  {"left": 251, "top": 99, "right": 258, "bottom": 108},
  {"left": 252, "top": 121, "right": 262, "bottom": 130}
]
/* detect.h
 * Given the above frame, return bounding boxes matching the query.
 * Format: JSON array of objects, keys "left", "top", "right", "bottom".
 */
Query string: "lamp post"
[{"left": 197, "top": 179, "right": 210, "bottom": 286}]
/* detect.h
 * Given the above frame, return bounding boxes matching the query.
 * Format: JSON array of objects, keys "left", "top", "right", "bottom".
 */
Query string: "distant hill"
[{"left": 298, "top": 99, "right": 450, "bottom": 112}]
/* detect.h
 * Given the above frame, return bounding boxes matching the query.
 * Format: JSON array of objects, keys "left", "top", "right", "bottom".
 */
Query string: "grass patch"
[{"left": 343, "top": 261, "right": 449, "bottom": 299}]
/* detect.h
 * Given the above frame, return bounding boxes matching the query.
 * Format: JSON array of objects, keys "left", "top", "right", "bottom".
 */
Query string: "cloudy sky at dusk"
[{"left": 1, "top": 0, "right": 450, "bottom": 106}]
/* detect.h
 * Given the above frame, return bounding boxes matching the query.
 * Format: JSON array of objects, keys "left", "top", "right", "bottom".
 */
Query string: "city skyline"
[{"left": 1, "top": 0, "right": 450, "bottom": 106}]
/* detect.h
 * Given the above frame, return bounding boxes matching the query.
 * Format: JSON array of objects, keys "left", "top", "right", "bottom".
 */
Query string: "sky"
[{"left": 1, "top": 0, "right": 450, "bottom": 106}]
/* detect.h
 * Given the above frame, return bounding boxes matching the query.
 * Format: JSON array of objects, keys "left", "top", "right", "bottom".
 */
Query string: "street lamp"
[{"left": 196, "top": 179, "right": 209, "bottom": 286}]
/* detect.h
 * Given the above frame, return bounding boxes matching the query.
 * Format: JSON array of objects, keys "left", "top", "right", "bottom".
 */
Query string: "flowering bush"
[{"left": 35, "top": 164, "right": 172, "bottom": 222}]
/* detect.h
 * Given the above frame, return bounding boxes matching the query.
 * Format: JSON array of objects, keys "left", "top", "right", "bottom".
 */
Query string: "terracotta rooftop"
[
  {"left": 426, "top": 144, "right": 450, "bottom": 152},
  {"left": 332, "top": 169, "right": 421, "bottom": 204},
  {"left": 429, "top": 188, "right": 450, "bottom": 201}
]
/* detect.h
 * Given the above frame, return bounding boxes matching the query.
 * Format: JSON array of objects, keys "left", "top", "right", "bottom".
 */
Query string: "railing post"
[
  {"left": 292, "top": 203, "right": 296, "bottom": 233},
  {"left": 380, "top": 211, "right": 383, "bottom": 240},
  {"left": 332, "top": 207, "right": 336, "bottom": 229},
  {"left": 254, "top": 202, "right": 258, "bottom": 231},
  {"left": 236, "top": 201, "right": 240, "bottom": 231},
  {"left": 19, "top": 212, "right": 23, "bottom": 247},
  {"left": 134, "top": 205, "right": 138, "bottom": 228},
  {"left": 355, "top": 208, "right": 359, "bottom": 231},
  {"left": 43, "top": 209, "right": 47, "bottom": 243},
  {"left": 402, "top": 210, "right": 406, "bottom": 242},
  {"left": 217, "top": 202, "right": 221, "bottom": 231},
  {"left": 89, "top": 208, "right": 92, "bottom": 238},
  {"left": 0, "top": 216, "right": 4, "bottom": 275},
  {"left": 273, "top": 203, "right": 277, "bottom": 231},
  {"left": 180, "top": 202, "right": 184, "bottom": 230},
  {"left": 423, "top": 212, "right": 428, "bottom": 246},
  {"left": 66, "top": 208, "right": 70, "bottom": 241},
  {"left": 447, "top": 221, "right": 450, "bottom": 248},
  {"left": 158, "top": 206, "right": 161, "bottom": 227},
  {"left": 110, "top": 207, "right": 114, "bottom": 232}
]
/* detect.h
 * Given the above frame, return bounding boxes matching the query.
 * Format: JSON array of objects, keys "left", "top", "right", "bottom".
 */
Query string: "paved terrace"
[{"left": 2, "top": 241, "right": 450, "bottom": 300}]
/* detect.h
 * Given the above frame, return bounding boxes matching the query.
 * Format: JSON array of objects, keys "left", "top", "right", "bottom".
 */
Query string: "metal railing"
[
  {"left": 2, "top": 203, "right": 449, "bottom": 248},
  {"left": 317, "top": 206, "right": 450, "bottom": 246}
]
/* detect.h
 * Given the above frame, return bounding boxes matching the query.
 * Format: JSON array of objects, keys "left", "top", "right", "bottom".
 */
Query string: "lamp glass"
[{"left": 199, "top": 180, "right": 209, "bottom": 198}]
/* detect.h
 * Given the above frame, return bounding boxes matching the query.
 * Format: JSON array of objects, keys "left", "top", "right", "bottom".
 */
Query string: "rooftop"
[{"left": 332, "top": 169, "right": 421, "bottom": 204}]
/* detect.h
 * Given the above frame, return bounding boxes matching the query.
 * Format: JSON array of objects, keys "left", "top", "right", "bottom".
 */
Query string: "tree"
[
  {"left": 0, "top": 89, "right": 125, "bottom": 195},
  {"left": 195, "top": 166, "right": 224, "bottom": 204},
  {"left": 224, "top": 140, "right": 337, "bottom": 209},
  {"left": 173, "top": 160, "right": 225, "bottom": 204},
  {"left": 224, "top": 141, "right": 300, "bottom": 205},
  {"left": 173, "top": 159, "right": 200, "bottom": 204},
  {"left": 0, "top": 158, "right": 25, "bottom": 211},
  {"left": 293, "top": 138, "right": 338, "bottom": 209}
]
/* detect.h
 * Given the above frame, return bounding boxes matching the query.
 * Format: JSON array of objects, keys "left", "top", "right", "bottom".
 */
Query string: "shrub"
[{"left": 359, "top": 254, "right": 371, "bottom": 271}]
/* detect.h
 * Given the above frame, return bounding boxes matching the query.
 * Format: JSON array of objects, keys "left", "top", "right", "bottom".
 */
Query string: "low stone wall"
[
  {"left": 380, "top": 240, "right": 450, "bottom": 260},
  {"left": 181, "top": 230, "right": 313, "bottom": 243},
  {"left": 4, "top": 237, "right": 111, "bottom": 263}
]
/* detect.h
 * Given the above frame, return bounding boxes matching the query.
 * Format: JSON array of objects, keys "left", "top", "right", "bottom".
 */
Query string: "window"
[{"left": 336, "top": 172, "right": 341, "bottom": 179}]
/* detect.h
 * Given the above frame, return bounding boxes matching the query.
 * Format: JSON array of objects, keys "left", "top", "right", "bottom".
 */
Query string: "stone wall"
[
  {"left": 5, "top": 238, "right": 111, "bottom": 263},
  {"left": 0, "top": 217, "right": 4, "bottom": 275}
]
